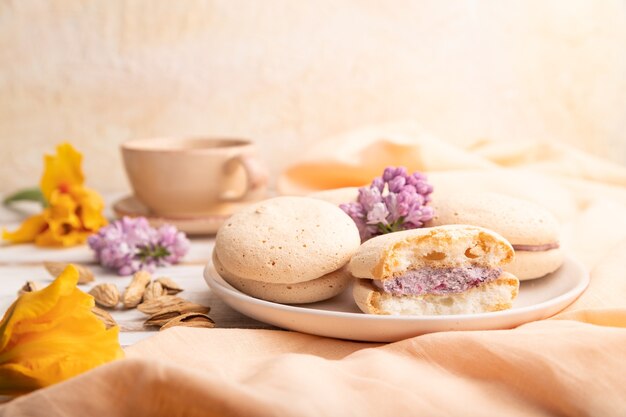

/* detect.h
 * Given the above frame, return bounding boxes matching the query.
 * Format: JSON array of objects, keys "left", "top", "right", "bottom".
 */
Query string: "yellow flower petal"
[
  {"left": 0, "top": 265, "right": 80, "bottom": 349},
  {"left": 34, "top": 228, "right": 88, "bottom": 247},
  {"left": 1, "top": 214, "right": 47, "bottom": 244},
  {"left": 0, "top": 325, "right": 121, "bottom": 391},
  {"left": 40, "top": 143, "right": 84, "bottom": 200},
  {"left": 70, "top": 187, "right": 108, "bottom": 231},
  {"left": 47, "top": 190, "right": 79, "bottom": 217},
  {"left": 30, "top": 195, "right": 83, "bottom": 247},
  {"left": 0, "top": 265, "right": 123, "bottom": 395}
]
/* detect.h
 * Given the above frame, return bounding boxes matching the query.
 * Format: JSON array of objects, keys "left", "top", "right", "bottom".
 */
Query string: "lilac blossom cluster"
[
  {"left": 340, "top": 167, "right": 434, "bottom": 241},
  {"left": 88, "top": 217, "right": 190, "bottom": 275}
]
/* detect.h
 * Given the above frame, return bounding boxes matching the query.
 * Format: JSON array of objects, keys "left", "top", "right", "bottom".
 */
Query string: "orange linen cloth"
[{"left": 3, "top": 124, "right": 626, "bottom": 416}]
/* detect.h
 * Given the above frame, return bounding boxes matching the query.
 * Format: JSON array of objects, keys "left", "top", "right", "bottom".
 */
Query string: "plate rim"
[{"left": 204, "top": 254, "right": 589, "bottom": 323}]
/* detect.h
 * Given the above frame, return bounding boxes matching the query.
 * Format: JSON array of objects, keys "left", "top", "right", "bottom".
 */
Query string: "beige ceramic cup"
[{"left": 121, "top": 137, "right": 268, "bottom": 217}]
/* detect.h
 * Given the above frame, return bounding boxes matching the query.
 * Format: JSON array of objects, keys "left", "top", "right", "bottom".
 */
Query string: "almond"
[
  {"left": 137, "top": 295, "right": 209, "bottom": 315},
  {"left": 89, "top": 283, "right": 120, "bottom": 308},
  {"left": 160, "top": 312, "right": 215, "bottom": 331},
  {"left": 144, "top": 304, "right": 211, "bottom": 327},
  {"left": 155, "top": 277, "right": 183, "bottom": 295},
  {"left": 44, "top": 261, "right": 95, "bottom": 284},
  {"left": 18, "top": 281, "right": 41, "bottom": 296},
  {"left": 92, "top": 307, "right": 117, "bottom": 329},
  {"left": 143, "top": 281, "right": 167, "bottom": 302},
  {"left": 122, "top": 270, "right": 151, "bottom": 308}
]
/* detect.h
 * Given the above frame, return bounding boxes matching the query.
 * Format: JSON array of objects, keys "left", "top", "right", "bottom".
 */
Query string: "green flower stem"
[
  {"left": 377, "top": 217, "right": 405, "bottom": 234},
  {"left": 137, "top": 245, "right": 171, "bottom": 261}
]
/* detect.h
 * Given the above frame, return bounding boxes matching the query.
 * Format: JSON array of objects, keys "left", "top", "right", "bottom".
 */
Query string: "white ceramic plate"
[{"left": 204, "top": 255, "right": 589, "bottom": 342}]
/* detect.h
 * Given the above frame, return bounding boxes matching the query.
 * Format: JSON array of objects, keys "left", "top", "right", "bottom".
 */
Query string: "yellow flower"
[
  {"left": 2, "top": 143, "right": 107, "bottom": 247},
  {"left": 0, "top": 265, "right": 123, "bottom": 395},
  {"left": 39, "top": 143, "right": 84, "bottom": 200}
]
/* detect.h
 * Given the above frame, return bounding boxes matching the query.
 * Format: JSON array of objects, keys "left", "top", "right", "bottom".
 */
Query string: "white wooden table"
[{"left": 0, "top": 196, "right": 274, "bottom": 347}]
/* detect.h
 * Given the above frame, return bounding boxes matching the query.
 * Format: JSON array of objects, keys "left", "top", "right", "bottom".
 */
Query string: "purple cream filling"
[
  {"left": 512, "top": 242, "right": 559, "bottom": 252},
  {"left": 374, "top": 266, "right": 502, "bottom": 296}
]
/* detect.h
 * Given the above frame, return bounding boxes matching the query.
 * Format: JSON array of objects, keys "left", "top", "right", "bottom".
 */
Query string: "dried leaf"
[
  {"left": 155, "top": 277, "right": 183, "bottom": 295},
  {"left": 44, "top": 261, "right": 95, "bottom": 284},
  {"left": 89, "top": 283, "right": 120, "bottom": 308},
  {"left": 160, "top": 312, "right": 215, "bottom": 331},
  {"left": 92, "top": 306, "right": 117, "bottom": 329},
  {"left": 122, "top": 270, "right": 151, "bottom": 308},
  {"left": 18, "top": 281, "right": 41, "bottom": 296}
]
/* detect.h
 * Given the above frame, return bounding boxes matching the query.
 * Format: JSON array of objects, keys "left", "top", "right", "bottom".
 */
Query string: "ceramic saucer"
[{"left": 112, "top": 195, "right": 246, "bottom": 235}]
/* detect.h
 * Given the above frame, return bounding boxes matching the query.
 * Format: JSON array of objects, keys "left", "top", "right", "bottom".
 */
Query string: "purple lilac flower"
[
  {"left": 88, "top": 217, "right": 190, "bottom": 275},
  {"left": 367, "top": 202, "right": 389, "bottom": 225},
  {"left": 357, "top": 187, "right": 383, "bottom": 211},
  {"left": 340, "top": 166, "right": 434, "bottom": 241}
]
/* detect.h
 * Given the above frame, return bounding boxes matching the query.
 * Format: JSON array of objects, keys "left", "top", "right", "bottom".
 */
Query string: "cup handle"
[{"left": 221, "top": 154, "right": 268, "bottom": 201}]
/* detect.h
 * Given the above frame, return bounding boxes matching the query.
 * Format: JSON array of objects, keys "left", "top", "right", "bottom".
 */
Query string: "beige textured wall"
[{"left": 1, "top": 0, "right": 625, "bottom": 192}]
